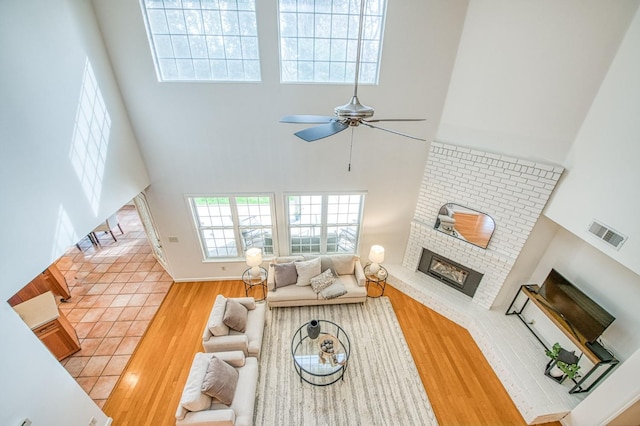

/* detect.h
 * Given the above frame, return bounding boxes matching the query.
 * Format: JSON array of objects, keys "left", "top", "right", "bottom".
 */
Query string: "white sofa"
[
  {"left": 175, "top": 351, "right": 258, "bottom": 426},
  {"left": 202, "top": 295, "right": 266, "bottom": 359},
  {"left": 266, "top": 254, "right": 367, "bottom": 308}
]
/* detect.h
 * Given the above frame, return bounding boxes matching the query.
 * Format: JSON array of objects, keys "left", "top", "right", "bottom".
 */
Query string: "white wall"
[
  {"left": 563, "top": 347, "right": 640, "bottom": 426},
  {"left": 436, "top": 0, "right": 638, "bottom": 164},
  {"left": 545, "top": 5, "right": 640, "bottom": 276},
  {"left": 0, "top": 0, "right": 149, "bottom": 424},
  {"left": 91, "top": 0, "right": 470, "bottom": 280},
  {"left": 530, "top": 226, "right": 640, "bottom": 360}
]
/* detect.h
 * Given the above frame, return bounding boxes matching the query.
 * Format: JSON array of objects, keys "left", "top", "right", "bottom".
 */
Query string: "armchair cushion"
[
  {"left": 223, "top": 299, "right": 248, "bottom": 333},
  {"left": 179, "top": 353, "right": 213, "bottom": 412},
  {"left": 208, "top": 295, "right": 230, "bottom": 337},
  {"left": 201, "top": 356, "right": 239, "bottom": 405}
]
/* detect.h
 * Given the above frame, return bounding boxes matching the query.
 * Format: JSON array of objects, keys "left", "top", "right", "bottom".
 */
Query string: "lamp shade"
[
  {"left": 369, "top": 245, "right": 385, "bottom": 264},
  {"left": 245, "top": 247, "right": 262, "bottom": 267}
]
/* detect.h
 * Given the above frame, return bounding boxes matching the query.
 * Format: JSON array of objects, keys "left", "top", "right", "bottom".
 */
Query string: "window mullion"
[
  {"left": 320, "top": 195, "right": 328, "bottom": 253},
  {"left": 229, "top": 197, "right": 244, "bottom": 257}
]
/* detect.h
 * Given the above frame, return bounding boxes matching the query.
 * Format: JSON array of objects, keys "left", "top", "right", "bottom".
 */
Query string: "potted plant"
[{"left": 545, "top": 343, "right": 581, "bottom": 382}]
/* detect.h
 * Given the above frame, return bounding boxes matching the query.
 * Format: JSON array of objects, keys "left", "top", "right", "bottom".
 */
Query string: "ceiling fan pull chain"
[{"left": 348, "top": 127, "right": 355, "bottom": 172}]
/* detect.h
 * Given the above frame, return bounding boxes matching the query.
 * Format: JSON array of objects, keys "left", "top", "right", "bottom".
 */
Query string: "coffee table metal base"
[{"left": 291, "top": 320, "right": 350, "bottom": 386}]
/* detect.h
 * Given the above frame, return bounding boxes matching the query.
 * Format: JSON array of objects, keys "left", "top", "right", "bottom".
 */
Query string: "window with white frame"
[
  {"left": 140, "top": 0, "right": 261, "bottom": 82},
  {"left": 278, "top": 0, "right": 386, "bottom": 83},
  {"left": 287, "top": 193, "right": 364, "bottom": 254},
  {"left": 188, "top": 195, "right": 274, "bottom": 259}
]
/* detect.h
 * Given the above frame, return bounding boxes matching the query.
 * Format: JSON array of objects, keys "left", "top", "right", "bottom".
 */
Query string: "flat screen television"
[{"left": 538, "top": 269, "right": 615, "bottom": 344}]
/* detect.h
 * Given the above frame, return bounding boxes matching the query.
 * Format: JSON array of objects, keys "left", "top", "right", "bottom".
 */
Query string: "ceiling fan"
[{"left": 281, "top": 0, "right": 426, "bottom": 143}]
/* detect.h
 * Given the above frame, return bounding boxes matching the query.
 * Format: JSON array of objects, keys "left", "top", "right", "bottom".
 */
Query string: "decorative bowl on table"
[{"left": 318, "top": 335, "right": 345, "bottom": 366}]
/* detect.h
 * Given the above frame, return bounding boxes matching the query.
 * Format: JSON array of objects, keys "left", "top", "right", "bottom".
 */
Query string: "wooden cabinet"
[
  {"left": 33, "top": 313, "right": 81, "bottom": 361},
  {"left": 7, "top": 263, "right": 71, "bottom": 306},
  {"left": 13, "top": 291, "right": 80, "bottom": 361}
]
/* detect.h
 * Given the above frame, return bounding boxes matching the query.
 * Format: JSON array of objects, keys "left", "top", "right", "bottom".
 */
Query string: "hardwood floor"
[{"left": 104, "top": 281, "right": 560, "bottom": 425}]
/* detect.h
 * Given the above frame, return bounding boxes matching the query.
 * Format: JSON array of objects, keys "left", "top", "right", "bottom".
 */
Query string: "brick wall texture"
[{"left": 403, "top": 141, "right": 564, "bottom": 308}]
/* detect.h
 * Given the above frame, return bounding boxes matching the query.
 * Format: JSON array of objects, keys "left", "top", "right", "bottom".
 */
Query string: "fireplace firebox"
[{"left": 417, "top": 249, "right": 483, "bottom": 297}]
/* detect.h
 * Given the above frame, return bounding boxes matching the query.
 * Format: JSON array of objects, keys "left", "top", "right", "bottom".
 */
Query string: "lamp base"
[
  {"left": 250, "top": 266, "right": 262, "bottom": 277},
  {"left": 369, "top": 263, "right": 380, "bottom": 274}
]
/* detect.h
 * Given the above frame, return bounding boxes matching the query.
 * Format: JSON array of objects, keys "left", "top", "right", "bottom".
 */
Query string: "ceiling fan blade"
[
  {"left": 294, "top": 121, "right": 349, "bottom": 142},
  {"left": 364, "top": 118, "right": 426, "bottom": 123},
  {"left": 360, "top": 122, "right": 427, "bottom": 141},
  {"left": 281, "top": 115, "right": 336, "bottom": 124}
]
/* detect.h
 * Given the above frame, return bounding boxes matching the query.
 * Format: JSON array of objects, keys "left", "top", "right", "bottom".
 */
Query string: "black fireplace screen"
[
  {"left": 418, "top": 248, "right": 484, "bottom": 297},
  {"left": 429, "top": 257, "right": 469, "bottom": 287}
]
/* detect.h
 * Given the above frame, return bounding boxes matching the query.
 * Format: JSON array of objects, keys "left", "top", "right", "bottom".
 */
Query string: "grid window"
[
  {"left": 287, "top": 193, "right": 364, "bottom": 254},
  {"left": 189, "top": 195, "right": 275, "bottom": 259},
  {"left": 140, "top": 0, "right": 261, "bottom": 82},
  {"left": 278, "top": 0, "right": 386, "bottom": 83}
]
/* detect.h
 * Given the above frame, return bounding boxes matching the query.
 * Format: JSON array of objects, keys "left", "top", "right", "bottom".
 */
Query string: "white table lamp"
[
  {"left": 246, "top": 248, "right": 262, "bottom": 277},
  {"left": 368, "top": 245, "right": 385, "bottom": 274}
]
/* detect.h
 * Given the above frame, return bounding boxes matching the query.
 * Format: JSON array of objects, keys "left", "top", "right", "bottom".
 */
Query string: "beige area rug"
[{"left": 254, "top": 297, "right": 438, "bottom": 425}]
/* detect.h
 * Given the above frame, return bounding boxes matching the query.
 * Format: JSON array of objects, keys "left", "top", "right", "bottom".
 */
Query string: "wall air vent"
[{"left": 588, "top": 220, "right": 627, "bottom": 250}]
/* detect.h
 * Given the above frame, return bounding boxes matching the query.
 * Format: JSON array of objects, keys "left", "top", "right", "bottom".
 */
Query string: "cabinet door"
[{"left": 34, "top": 316, "right": 80, "bottom": 361}]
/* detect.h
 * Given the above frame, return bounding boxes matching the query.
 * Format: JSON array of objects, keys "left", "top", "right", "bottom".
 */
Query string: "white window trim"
[
  {"left": 186, "top": 193, "right": 277, "bottom": 261},
  {"left": 284, "top": 191, "right": 366, "bottom": 255},
  {"left": 277, "top": 0, "right": 387, "bottom": 84}
]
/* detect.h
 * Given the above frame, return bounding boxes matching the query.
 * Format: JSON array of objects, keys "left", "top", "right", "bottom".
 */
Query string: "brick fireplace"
[{"left": 403, "top": 141, "right": 564, "bottom": 309}]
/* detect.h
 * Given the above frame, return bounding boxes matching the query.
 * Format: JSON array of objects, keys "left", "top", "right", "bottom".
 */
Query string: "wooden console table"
[{"left": 506, "top": 284, "right": 619, "bottom": 394}]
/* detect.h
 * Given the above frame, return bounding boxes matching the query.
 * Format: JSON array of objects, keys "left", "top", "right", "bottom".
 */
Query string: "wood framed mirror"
[{"left": 434, "top": 203, "right": 495, "bottom": 249}]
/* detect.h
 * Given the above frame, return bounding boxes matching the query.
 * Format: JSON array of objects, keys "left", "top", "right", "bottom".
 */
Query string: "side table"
[
  {"left": 242, "top": 267, "right": 268, "bottom": 302},
  {"left": 364, "top": 264, "right": 388, "bottom": 298}
]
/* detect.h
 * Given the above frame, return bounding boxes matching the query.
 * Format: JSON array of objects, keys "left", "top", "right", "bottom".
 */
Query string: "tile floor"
[{"left": 56, "top": 206, "right": 173, "bottom": 408}]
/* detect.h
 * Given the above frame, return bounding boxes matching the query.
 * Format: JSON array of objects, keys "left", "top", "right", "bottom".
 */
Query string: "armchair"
[
  {"left": 202, "top": 295, "right": 266, "bottom": 359},
  {"left": 175, "top": 351, "right": 258, "bottom": 426}
]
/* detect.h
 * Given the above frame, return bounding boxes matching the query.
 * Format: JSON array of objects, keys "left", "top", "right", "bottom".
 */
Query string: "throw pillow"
[
  {"left": 330, "top": 254, "right": 356, "bottom": 275},
  {"left": 320, "top": 256, "right": 339, "bottom": 277},
  {"left": 321, "top": 280, "right": 348, "bottom": 299},
  {"left": 274, "top": 262, "right": 298, "bottom": 289},
  {"left": 180, "top": 353, "right": 213, "bottom": 412},
  {"left": 295, "top": 257, "right": 322, "bottom": 286},
  {"left": 310, "top": 269, "right": 337, "bottom": 294},
  {"left": 223, "top": 299, "right": 248, "bottom": 332},
  {"left": 201, "top": 356, "right": 239, "bottom": 406}
]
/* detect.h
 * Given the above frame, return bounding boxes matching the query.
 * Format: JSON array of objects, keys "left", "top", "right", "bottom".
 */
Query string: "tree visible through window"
[
  {"left": 189, "top": 195, "right": 274, "bottom": 259},
  {"left": 278, "top": 0, "right": 387, "bottom": 83},
  {"left": 287, "top": 194, "right": 364, "bottom": 254},
  {"left": 140, "top": 0, "right": 261, "bottom": 82}
]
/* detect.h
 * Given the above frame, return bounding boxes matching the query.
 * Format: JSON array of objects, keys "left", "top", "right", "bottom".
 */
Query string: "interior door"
[{"left": 132, "top": 192, "right": 169, "bottom": 272}]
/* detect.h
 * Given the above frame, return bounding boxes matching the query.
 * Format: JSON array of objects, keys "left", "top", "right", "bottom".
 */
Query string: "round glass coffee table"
[{"left": 291, "top": 320, "right": 350, "bottom": 386}]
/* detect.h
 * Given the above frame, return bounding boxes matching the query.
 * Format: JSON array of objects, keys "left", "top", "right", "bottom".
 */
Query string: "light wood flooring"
[{"left": 103, "top": 279, "right": 561, "bottom": 425}]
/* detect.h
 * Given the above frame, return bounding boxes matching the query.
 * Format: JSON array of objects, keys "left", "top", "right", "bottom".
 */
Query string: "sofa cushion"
[
  {"left": 295, "top": 257, "right": 321, "bottom": 286},
  {"left": 273, "top": 262, "right": 297, "bottom": 289},
  {"left": 267, "top": 283, "right": 318, "bottom": 303},
  {"left": 201, "top": 356, "right": 239, "bottom": 405},
  {"left": 321, "top": 256, "right": 338, "bottom": 276},
  {"left": 321, "top": 280, "right": 348, "bottom": 299},
  {"left": 208, "top": 295, "right": 230, "bottom": 337},
  {"left": 223, "top": 299, "right": 248, "bottom": 333},
  {"left": 310, "top": 269, "right": 336, "bottom": 294},
  {"left": 330, "top": 254, "right": 356, "bottom": 275},
  {"left": 180, "top": 353, "right": 213, "bottom": 412}
]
